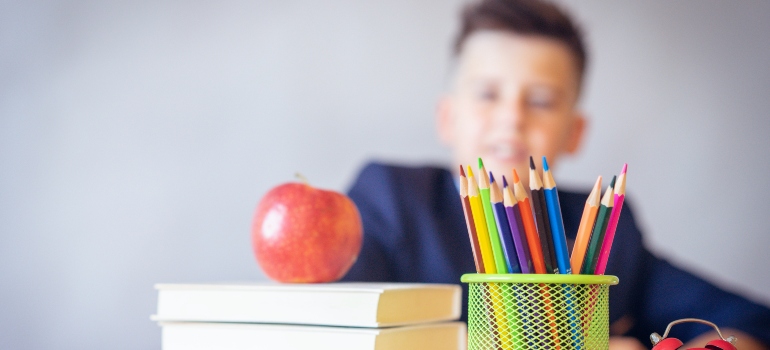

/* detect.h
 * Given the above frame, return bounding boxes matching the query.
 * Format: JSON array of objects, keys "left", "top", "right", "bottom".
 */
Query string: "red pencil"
[{"left": 511, "top": 169, "right": 547, "bottom": 274}]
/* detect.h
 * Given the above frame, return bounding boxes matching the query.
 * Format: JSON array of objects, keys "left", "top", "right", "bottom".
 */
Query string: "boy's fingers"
[{"left": 608, "top": 336, "right": 647, "bottom": 350}]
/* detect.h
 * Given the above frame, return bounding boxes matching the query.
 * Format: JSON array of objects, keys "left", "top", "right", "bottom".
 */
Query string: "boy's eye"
[
  {"left": 476, "top": 87, "right": 499, "bottom": 102},
  {"left": 528, "top": 96, "right": 554, "bottom": 108},
  {"left": 527, "top": 89, "right": 557, "bottom": 109}
]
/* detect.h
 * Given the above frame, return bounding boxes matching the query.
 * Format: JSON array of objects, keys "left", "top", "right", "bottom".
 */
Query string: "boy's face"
[{"left": 438, "top": 31, "right": 585, "bottom": 187}]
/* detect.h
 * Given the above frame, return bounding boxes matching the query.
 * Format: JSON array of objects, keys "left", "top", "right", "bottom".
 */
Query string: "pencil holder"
[{"left": 461, "top": 273, "right": 619, "bottom": 350}]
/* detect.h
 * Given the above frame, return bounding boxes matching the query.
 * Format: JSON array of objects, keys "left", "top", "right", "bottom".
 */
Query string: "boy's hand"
[{"left": 609, "top": 336, "right": 647, "bottom": 350}]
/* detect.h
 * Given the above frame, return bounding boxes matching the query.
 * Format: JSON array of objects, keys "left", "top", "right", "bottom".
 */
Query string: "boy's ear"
[
  {"left": 565, "top": 112, "right": 587, "bottom": 154},
  {"left": 436, "top": 95, "right": 455, "bottom": 145}
]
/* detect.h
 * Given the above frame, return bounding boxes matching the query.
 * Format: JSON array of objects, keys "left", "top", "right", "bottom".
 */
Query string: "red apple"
[{"left": 251, "top": 182, "right": 363, "bottom": 283}]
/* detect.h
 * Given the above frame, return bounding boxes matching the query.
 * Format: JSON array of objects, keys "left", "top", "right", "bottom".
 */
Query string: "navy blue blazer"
[{"left": 341, "top": 162, "right": 770, "bottom": 345}]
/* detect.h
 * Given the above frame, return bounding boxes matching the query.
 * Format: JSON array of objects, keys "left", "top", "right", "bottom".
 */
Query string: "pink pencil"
[{"left": 594, "top": 164, "right": 627, "bottom": 275}]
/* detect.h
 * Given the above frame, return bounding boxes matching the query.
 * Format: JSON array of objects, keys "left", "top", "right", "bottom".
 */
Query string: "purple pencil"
[{"left": 503, "top": 176, "right": 532, "bottom": 273}]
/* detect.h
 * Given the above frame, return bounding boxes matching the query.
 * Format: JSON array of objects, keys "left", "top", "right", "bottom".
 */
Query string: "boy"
[{"left": 342, "top": 0, "right": 770, "bottom": 348}]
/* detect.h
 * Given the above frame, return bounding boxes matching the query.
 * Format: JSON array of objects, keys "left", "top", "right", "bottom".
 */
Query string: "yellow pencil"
[
  {"left": 467, "top": 166, "right": 497, "bottom": 274},
  {"left": 469, "top": 166, "right": 508, "bottom": 348}
]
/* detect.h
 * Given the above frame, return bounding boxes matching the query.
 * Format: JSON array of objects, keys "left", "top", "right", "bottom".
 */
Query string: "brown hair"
[{"left": 454, "top": 0, "right": 587, "bottom": 84}]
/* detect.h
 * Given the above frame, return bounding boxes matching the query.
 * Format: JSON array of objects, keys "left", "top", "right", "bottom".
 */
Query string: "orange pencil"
[
  {"left": 570, "top": 176, "right": 602, "bottom": 274},
  {"left": 511, "top": 169, "right": 547, "bottom": 274},
  {"left": 460, "top": 165, "right": 484, "bottom": 273},
  {"left": 467, "top": 166, "right": 497, "bottom": 274}
]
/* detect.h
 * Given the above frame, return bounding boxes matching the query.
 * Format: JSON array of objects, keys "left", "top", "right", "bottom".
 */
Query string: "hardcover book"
[{"left": 153, "top": 282, "right": 462, "bottom": 328}]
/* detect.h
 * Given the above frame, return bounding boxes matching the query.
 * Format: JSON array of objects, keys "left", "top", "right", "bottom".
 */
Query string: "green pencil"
[
  {"left": 478, "top": 158, "right": 508, "bottom": 274},
  {"left": 582, "top": 176, "right": 616, "bottom": 275}
]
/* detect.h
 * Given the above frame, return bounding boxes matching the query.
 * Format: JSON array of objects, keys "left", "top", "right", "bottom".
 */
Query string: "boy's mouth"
[{"left": 488, "top": 143, "right": 528, "bottom": 165}]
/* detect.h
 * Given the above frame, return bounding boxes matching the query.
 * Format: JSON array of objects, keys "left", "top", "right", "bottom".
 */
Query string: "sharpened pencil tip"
[
  {"left": 542, "top": 156, "right": 550, "bottom": 171},
  {"left": 467, "top": 165, "right": 474, "bottom": 178},
  {"left": 621, "top": 163, "right": 628, "bottom": 175},
  {"left": 459, "top": 165, "right": 465, "bottom": 177},
  {"left": 588, "top": 175, "right": 603, "bottom": 204},
  {"left": 512, "top": 169, "right": 520, "bottom": 183},
  {"left": 610, "top": 175, "right": 617, "bottom": 188},
  {"left": 502, "top": 175, "right": 509, "bottom": 188},
  {"left": 529, "top": 156, "right": 536, "bottom": 170},
  {"left": 489, "top": 172, "right": 495, "bottom": 183},
  {"left": 478, "top": 157, "right": 484, "bottom": 169}
]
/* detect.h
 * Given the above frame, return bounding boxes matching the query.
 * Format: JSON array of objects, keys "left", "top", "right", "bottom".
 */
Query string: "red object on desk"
[
  {"left": 650, "top": 318, "right": 737, "bottom": 350},
  {"left": 252, "top": 182, "right": 363, "bottom": 283}
]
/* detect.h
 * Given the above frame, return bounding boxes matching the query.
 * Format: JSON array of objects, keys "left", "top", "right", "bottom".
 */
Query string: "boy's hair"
[{"left": 454, "top": 0, "right": 587, "bottom": 84}]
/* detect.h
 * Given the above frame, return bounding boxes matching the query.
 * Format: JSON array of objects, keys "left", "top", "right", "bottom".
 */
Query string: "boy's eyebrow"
[
  {"left": 462, "top": 77, "right": 563, "bottom": 89},
  {"left": 528, "top": 85, "right": 566, "bottom": 98},
  {"left": 462, "top": 77, "right": 501, "bottom": 85},
  {"left": 461, "top": 78, "right": 567, "bottom": 97}
]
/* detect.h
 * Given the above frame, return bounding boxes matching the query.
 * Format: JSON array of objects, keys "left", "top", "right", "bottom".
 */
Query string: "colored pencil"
[
  {"left": 509, "top": 172, "right": 547, "bottom": 274},
  {"left": 499, "top": 175, "right": 529, "bottom": 273},
  {"left": 478, "top": 158, "right": 508, "bottom": 274},
  {"left": 580, "top": 177, "right": 617, "bottom": 339},
  {"left": 467, "top": 166, "right": 497, "bottom": 274},
  {"left": 475, "top": 168, "right": 511, "bottom": 349},
  {"left": 490, "top": 173, "right": 521, "bottom": 273},
  {"left": 595, "top": 164, "right": 628, "bottom": 275},
  {"left": 508, "top": 172, "right": 535, "bottom": 273},
  {"left": 489, "top": 171, "right": 522, "bottom": 349},
  {"left": 529, "top": 156, "right": 557, "bottom": 273},
  {"left": 542, "top": 156, "right": 571, "bottom": 274},
  {"left": 512, "top": 171, "right": 558, "bottom": 346},
  {"left": 570, "top": 176, "right": 602, "bottom": 274},
  {"left": 540, "top": 160, "right": 575, "bottom": 348},
  {"left": 582, "top": 176, "right": 615, "bottom": 274},
  {"left": 498, "top": 178, "right": 532, "bottom": 349},
  {"left": 459, "top": 165, "right": 484, "bottom": 273}
]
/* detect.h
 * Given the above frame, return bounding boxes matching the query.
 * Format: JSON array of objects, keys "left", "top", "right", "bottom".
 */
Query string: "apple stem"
[{"left": 295, "top": 173, "right": 310, "bottom": 186}]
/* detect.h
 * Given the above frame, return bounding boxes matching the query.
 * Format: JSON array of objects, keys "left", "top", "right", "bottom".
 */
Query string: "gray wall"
[{"left": 1, "top": 1, "right": 768, "bottom": 349}]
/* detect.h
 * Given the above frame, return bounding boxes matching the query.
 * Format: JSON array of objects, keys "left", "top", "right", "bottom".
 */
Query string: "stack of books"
[{"left": 152, "top": 282, "right": 466, "bottom": 350}]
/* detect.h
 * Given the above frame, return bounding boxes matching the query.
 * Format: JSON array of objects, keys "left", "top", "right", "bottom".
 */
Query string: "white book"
[
  {"left": 160, "top": 321, "right": 466, "bottom": 350},
  {"left": 153, "top": 282, "right": 462, "bottom": 328}
]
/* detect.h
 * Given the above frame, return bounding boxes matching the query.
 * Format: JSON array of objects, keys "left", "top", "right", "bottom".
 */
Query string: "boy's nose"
[{"left": 493, "top": 100, "right": 526, "bottom": 130}]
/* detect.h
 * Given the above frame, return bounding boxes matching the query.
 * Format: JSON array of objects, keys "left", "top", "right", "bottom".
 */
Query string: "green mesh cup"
[{"left": 461, "top": 273, "right": 619, "bottom": 350}]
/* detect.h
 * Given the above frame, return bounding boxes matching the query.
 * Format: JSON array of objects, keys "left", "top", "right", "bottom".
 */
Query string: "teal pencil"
[
  {"left": 582, "top": 176, "right": 615, "bottom": 275},
  {"left": 595, "top": 164, "right": 628, "bottom": 275}
]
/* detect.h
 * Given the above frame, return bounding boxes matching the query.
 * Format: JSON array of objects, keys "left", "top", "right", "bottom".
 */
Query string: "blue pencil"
[
  {"left": 542, "top": 157, "right": 571, "bottom": 274},
  {"left": 489, "top": 173, "right": 521, "bottom": 273},
  {"left": 542, "top": 157, "right": 580, "bottom": 348}
]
